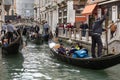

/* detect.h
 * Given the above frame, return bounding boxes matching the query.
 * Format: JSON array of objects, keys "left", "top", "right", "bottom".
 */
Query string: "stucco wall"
[{"left": 67, "top": 1, "right": 75, "bottom": 25}]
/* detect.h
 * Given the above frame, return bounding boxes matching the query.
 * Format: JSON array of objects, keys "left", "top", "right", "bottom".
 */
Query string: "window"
[{"left": 118, "top": 5, "right": 120, "bottom": 19}]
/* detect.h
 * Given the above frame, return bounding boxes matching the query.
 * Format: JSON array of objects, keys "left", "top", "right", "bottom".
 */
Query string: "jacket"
[{"left": 92, "top": 14, "right": 107, "bottom": 35}]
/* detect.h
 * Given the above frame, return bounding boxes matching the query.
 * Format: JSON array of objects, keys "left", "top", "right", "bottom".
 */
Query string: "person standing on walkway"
[
  {"left": 109, "top": 21, "right": 117, "bottom": 39},
  {"left": 80, "top": 22, "right": 89, "bottom": 37},
  {"left": 55, "top": 23, "right": 59, "bottom": 37},
  {"left": 91, "top": 9, "right": 108, "bottom": 58}
]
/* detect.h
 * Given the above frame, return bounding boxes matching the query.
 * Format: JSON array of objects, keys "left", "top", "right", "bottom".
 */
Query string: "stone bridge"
[
  {"left": 12, "top": 19, "right": 41, "bottom": 27},
  {"left": 12, "top": 19, "right": 43, "bottom": 34}
]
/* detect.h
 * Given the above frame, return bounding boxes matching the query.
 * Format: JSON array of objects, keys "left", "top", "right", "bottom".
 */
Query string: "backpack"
[{"left": 110, "top": 23, "right": 117, "bottom": 32}]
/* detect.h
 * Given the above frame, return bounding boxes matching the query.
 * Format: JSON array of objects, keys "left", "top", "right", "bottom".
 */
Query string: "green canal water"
[{"left": 0, "top": 42, "right": 120, "bottom": 80}]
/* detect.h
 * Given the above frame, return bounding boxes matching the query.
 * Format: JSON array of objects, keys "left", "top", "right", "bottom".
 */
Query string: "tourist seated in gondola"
[
  {"left": 3, "top": 39, "right": 8, "bottom": 47},
  {"left": 67, "top": 43, "right": 83, "bottom": 56},
  {"left": 57, "top": 43, "right": 67, "bottom": 56},
  {"left": 30, "top": 32, "right": 36, "bottom": 40},
  {"left": 34, "top": 33, "right": 39, "bottom": 39},
  {"left": 1, "top": 33, "right": 8, "bottom": 46},
  {"left": 75, "top": 42, "right": 83, "bottom": 50},
  {"left": 67, "top": 46, "right": 78, "bottom": 56},
  {"left": 2, "top": 32, "right": 18, "bottom": 46},
  {"left": 72, "top": 48, "right": 89, "bottom": 58}
]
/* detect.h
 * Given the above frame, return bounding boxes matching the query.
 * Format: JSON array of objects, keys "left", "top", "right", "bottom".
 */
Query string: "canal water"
[{"left": 0, "top": 42, "right": 120, "bottom": 80}]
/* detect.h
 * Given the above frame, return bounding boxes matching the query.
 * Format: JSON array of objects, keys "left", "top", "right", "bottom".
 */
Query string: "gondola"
[
  {"left": 28, "top": 37, "right": 43, "bottom": 44},
  {"left": 42, "top": 30, "right": 53, "bottom": 43},
  {"left": 1, "top": 35, "right": 23, "bottom": 54},
  {"left": 27, "top": 33, "right": 43, "bottom": 44},
  {"left": 49, "top": 42, "right": 120, "bottom": 70},
  {"left": 43, "top": 34, "right": 49, "bottom": 42},
  {"left": 1, "top": 36, "right": 23, "bottom": 54}
]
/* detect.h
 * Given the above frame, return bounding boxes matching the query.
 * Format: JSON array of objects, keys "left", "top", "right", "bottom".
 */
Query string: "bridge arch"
[{"left": 12, "top": 20, "right": 41, "bottom": 27}]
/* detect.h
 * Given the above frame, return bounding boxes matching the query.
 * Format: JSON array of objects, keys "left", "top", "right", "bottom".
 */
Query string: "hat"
[
  {"left": 60, "top": 43, "right": 63, "bottom": 45},
  {"left": 71, "top": 46, "right": 75, "bottom": 48}
]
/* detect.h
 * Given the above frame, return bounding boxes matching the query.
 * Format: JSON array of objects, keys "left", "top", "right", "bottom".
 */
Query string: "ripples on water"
[{"left": 0, "top": 42, "right": 120, "bottom": 80}]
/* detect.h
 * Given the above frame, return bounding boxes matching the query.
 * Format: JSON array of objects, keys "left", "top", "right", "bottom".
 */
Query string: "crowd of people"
[
  {"left": 55, "top": 21, "right": 89, "bottom": 38},
  {"left": 23, "top": 24, "right": 40, "bottom": 40}
]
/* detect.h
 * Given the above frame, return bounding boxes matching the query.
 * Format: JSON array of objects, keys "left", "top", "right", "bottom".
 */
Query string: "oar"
[
  {"left": 105, "top": 13, "right": 109, "bottom": 55},
  {"left": 105, "top": 27, "right": 108, "bottom": 55}
]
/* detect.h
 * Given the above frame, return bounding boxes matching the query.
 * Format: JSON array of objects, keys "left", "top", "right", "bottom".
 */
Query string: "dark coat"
[{"left": 92, "top": 15, "right": 107, "bottom": 35}]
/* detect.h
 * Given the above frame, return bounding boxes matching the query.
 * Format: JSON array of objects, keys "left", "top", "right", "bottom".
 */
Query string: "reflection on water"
[
  {"left": 1, "top": 52, "right": 24, "bottom": 80},
  {"left": 0, "top": 42, "right": 120, "bottom": 80}
]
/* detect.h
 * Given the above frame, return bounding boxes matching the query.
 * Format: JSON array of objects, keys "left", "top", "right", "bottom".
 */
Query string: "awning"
[
  {"left": 81, "top": 4, "right": 97, "bottom": 15},
  {"left": 75, "top": 16, "right": 86, "bottom": 22}
]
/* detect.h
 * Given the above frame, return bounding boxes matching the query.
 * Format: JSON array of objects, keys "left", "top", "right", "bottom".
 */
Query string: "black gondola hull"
[
  {"left": 2, "top": 36, "right": 23, "bottom": 54},
  {"left": 50, "top": 48, "right": 120, "bottom": 70}
]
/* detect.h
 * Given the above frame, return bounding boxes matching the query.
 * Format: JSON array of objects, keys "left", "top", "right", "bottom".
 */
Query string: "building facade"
[
  {"left": 38, "top": 0, "right": 58, "bottom": 32},
  {"left": 3, "top": 0, "right": 16, "bottom": 16},
  {"left": 34, "top": 0, "right": 40, "bottom": 21},
  {"left": 0, "top": 0, "right": 4, "bottom": 28},
  {"left": 83, "top": 0, "right": 120, "bottom": 26},
  {"left": 0, "top": 0, "right": 4, "bottom": 21},
  {"left": 84, "top": 0, "right": 120, "bottom": 42},
  {"left": 9, "top": 0, "right": 16, "bottom": 16},
  {"left": 16, "top": 0, "right": 34, "bottom": 18},
  {"left": 37, "top": 0, "right": 87, "bottom": 32}
]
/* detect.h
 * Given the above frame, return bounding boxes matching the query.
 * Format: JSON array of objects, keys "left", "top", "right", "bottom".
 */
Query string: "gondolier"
[
  {"left": 91, "top": 9, "right": 108, "bottom": 58},
  {"left": 43, "top": 21, "right": 49, "bottom": 34},
  {"left": 6, "top": 20, "right": 15, "bottom": 44}
]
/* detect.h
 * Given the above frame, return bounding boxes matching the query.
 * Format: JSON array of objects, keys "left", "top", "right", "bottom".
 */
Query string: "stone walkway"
[
  {"left": 59, "top": 33, "right": 106, "bottom": 46},
  {"left": 59, "top": 33, "right": 120, "bottom": 54}
]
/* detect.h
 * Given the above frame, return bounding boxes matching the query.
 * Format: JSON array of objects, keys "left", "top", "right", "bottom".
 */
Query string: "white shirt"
[
  {"left": 44, "top": 23, "right": 49, "bottom": 29},
  {"left": 7, "top": 24, "right": 14, "bottom": 32}
]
